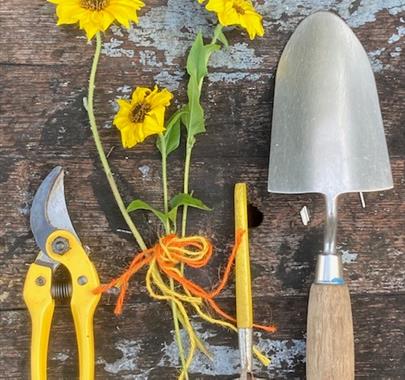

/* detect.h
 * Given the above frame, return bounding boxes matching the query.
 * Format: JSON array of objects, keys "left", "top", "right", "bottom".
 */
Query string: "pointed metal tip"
[
  {"left": 304, "top": 10, "right": 347, "bottom": 25},
  {"left": 30, "top": 166, "right": 78, "bottom": 253}
]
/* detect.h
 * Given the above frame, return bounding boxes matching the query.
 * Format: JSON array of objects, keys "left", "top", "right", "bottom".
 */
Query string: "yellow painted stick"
[{"left": 234, "top": 183, "right": 253, "bottom": 328}]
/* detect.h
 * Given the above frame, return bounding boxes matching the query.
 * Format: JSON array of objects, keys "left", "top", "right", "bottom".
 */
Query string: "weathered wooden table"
[{"left": 1, "top": 0, "right": 404, "bottom": 378}]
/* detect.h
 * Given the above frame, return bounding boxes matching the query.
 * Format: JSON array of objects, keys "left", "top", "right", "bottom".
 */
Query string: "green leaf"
[
  {"left": 185, "top": 82, "right": 205, "bottom": 136},
  {"left": 156, "top": 108, "right": 186, "bottom": 157},
  {"left": 187, "top": 33, "right": 220, "bottom": 84},
  {"left": 213, "top": 25, "right": 229, "bottom": 47},
  {"left": 185, "top": 33, "right": 220, "bottom": 137},
  {"left": 167, "top": 207, "right": 179, "bottom": 224},
  {"left": 167, "top": 193, "right": 211, "bottom": 223},
  {"left": 171, "top": 193, "right": 211, "bottom": 211},
  {"left": 127, "top": 199, "right": 168, "bottom": 225}
]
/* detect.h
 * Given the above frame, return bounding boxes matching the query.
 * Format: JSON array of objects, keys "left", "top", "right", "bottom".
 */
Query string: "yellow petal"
[
  {"left": 143, "top": 109, "right": 165, "bottom": 135},
  {"left": 131, "top": 87, "right": 151, "bottom": 103},
  {"left": 83, "top": 22, "right": 100, "bottom": 40},
  {"left": 147, "top": 88, "right": 173, "bottom": 108},
  {"left": 120, "top": 125, "right": 137, "bottom": 148},
  {"left": 206, "top": 0, "right": 225, "bottom": 12},
  {"left": 49, "top": 0, "right": 144, "bottom": 37}
]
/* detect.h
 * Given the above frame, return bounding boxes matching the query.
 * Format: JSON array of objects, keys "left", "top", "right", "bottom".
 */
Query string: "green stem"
[
  {"left": 89, "top": 34, "right": 187, "bottom": 377},
  {"left": 159, "top": 135, "right": 171, "bottom": 234},
  {"left": 181, "top": 140, "right": 194, "bottom": 237},
  {"left": 170, "top": 278, "right": 188, "bottom": 378},
  {"left": 211, "top": 24, "right": 222, "bottom": 45},
  {"left": 87, "top": 33, "right": 146, "bottom": 251},
  {"left": 159, "top": 134, "right": 188, "bottom": 377}
]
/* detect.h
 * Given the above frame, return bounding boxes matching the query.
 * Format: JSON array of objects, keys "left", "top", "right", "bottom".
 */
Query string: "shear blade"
[{"left": 30, "top": 166, "right": 79, "bottom": 255}]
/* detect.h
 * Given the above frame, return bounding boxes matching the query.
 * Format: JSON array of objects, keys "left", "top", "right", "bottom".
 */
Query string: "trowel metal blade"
[{"left": 268, "top": 11, "right": 393, "bottom": 198}]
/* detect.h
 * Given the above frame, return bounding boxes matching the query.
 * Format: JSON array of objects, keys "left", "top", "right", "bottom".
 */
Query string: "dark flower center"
[
  {"left": 80, "top": 0, "right": 109, "bottom": 11},
  {"left": 233, "top": 4, "right": 246, "bottom": 15},
  {"left": 130, "top": 102, "right": 151, "bottom": 123}
]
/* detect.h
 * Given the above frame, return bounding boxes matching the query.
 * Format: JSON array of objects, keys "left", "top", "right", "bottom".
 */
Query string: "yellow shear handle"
[
  {"left": 234, "top": 183, "right": 253, "bottom": 329},
  {"left": 46, "top": 230, "right": 101, "bottom": 380},
  {"left": 23, "top": 263, "right": 55, "bottom": 380}
]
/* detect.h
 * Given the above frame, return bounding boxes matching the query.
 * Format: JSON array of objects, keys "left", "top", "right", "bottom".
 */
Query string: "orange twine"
[{"left": 95, "top": 229, "right": 276, "bottom": 334}]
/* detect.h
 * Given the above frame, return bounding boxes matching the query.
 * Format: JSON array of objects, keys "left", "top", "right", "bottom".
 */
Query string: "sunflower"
[
  {"left": 205, "top": 0, "right": 264, "bottom": 40},
  {"left": 49, "top": 0, "right": 145, "bottom": 39},
  {"left": 113, "top": 86, "right": 173, "bottom": 148}
]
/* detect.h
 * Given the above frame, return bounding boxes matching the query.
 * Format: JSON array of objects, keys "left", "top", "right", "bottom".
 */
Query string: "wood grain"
[
  {"left": 1, "top": 0, "right": 404, "bottom": 378},
  {"left": 307, "top": 284, "right": 354, "bottom": 380}
]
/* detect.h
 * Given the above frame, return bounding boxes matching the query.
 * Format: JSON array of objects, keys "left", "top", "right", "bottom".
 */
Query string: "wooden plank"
[
  {"left": 1, "top": 0, "right": 404, "bottom": 378},
  {"left": 1, "top": 294, "right": 404, "bottom": 379},
  {"left": 1, "top": 158, "right": 404, "bottom": 309}
]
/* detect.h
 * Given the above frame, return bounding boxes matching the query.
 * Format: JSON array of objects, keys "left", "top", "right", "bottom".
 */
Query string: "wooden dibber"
[
  {"left": 234, "top": 183, "right": 253, "bottom": 329},
  {"left": 307, "top": 284, "right": 354, "bottom": 380},
  {"left": 234, "top": 183, "right": 255, "bottom": 380}
]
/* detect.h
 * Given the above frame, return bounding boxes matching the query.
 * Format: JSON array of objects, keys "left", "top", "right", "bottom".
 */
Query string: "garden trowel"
[{"left": 268, "top": 12, "right": 393, "bottom": 380}]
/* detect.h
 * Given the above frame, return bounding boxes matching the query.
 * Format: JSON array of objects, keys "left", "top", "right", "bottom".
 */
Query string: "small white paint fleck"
[
  {"left": 17, "top": 190, "right": 33, "bottom": 216},
  {"left": 17, "top": 204, "right": 30, "bottom": 216},
  {"left": 300, "top": 206, "right": 311, "bottom": 226},
  {"left": 98, "top": 339, "right": 141, "bottom": 374},
  {"left": 102, "top": 38, "right": 135, "bottom": 58},
  {"left": 388, "top": 25, "right": 405, "bottom": 43},
  {"left": 52, "top": 352, "right": 69, "bottom": 362},
  {"left": 110, "top": 24, "right": 124, "bottom": 37},
  {"left": 154, "top": 70, "right": 184, "bottom": 91},
  {"left": 117, "top": 85, "right": 133, "bottom": 94},
  {"left": 110, "top": 86, "right": 132, "bottom": 113},
  {"left": 390, "top": 46, "right": 402, "bottom": 57},
  {"left": 359, "top": 192, "right": 366, "bottom": 208},
  {"left": 367, "top": 48, "right": 386, "bottom": 73},
  {"left": 139, "top": 50, "right": 162, "bottom": 67},
  {"left": 210, "top": 43, "right": 263, "bottom": 69},
  {"left": 138, "top": 165, "right": 151, "bottom": 178},
  {"left": 0, "top": 291, "right": 9, "bottom": 302},
  {"left": 341, "top": 249, "right": 358, "bottom": 264},
  {"left": 208, "top": 72, "right": 262, "bottom": 83},
  {"left": 387, "top": 248, "right": 403, "bottom": 257},
  {"left": 256, "top": 335, "right": 306, "bottom": 371}
]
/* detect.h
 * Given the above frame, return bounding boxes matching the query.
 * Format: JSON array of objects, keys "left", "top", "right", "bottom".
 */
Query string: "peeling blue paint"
[
  {"left": 102, "top": 38, "right": 135, "bottom": 58},
  {"left": 388, "top": 25, "right": 405, "bottom": 43},
  {"left": 368, "top": 48, "right": 387, "bottom": 73},
  {"left": 258, "top": 0, "right": 405, "bottom": 30},
  {"left": 98, "top": 339, "right": 142, "bottom": 374},
  {"left": 106, "top": 1, "right": 404, "bottom": 87},
  {"left": 208, "top": 72, "right": 262, "bottom": 83},
  {"left": 158, "top": 323, "right": 306, "bottom": 375}
]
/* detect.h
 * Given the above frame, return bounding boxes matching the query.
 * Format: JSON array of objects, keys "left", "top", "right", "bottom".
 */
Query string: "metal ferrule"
[
  {"left": 314, "top": 254, "right": 344, "bottom": 284},
  {"left": 238, "top": 328, "right": 253, "bottom": 376},
  {"left": 314, "top": 196, "right": 344, "bottom": 285}
]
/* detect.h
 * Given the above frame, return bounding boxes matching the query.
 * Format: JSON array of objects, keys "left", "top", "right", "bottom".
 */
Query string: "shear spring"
[{"left": 51, "top": 282, "right": 72, "bottom": 299}]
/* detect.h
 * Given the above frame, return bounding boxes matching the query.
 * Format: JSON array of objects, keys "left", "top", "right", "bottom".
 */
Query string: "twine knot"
[{"left": 95, "top": 230, "right": 276, "bottom": 378}]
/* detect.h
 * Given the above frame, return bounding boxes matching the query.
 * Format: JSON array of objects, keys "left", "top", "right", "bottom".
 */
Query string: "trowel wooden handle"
[{"left": 307, "top": 283, "right": 354, "bottom": 380}]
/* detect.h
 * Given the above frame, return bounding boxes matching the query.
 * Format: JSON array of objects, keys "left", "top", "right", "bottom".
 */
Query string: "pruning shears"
[{"left": 23, "top": 166, "right": 101, "bottom": 380}]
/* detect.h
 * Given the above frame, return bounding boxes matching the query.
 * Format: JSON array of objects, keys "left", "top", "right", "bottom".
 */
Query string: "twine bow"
[{"left": 95, "top": 230, "right": 276, "bottom": 378}]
